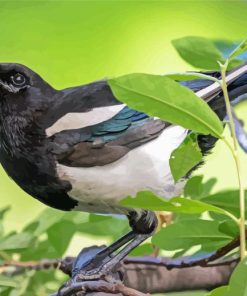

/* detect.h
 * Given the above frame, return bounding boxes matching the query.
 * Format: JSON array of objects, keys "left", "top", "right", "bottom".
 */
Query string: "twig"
[
  {"left": 124, "top": 256, "right": 239, "bottom": 270},
  {"left": 124, "top": 234, "right": 241, "bottom": 269},
  {"left": 0, "top": 257, "right": 74, "bottom": 276}
]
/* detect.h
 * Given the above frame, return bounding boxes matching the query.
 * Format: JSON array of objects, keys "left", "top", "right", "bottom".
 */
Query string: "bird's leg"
[{"left": 73, "top": 210, "right": 158, "bottom": 280}]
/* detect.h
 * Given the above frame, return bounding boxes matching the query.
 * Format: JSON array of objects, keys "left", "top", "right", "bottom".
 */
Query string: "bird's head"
[{"left": 0, "top": 63, "right": 56, "bottom": 116}]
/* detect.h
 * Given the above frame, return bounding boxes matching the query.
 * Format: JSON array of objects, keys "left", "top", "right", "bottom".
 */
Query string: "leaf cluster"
[{"left": 0, "top": 208, "right": 128, "bottom": 295}]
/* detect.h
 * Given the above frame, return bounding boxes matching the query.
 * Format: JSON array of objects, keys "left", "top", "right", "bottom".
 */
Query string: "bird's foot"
[
  {"left": 71, "top": 231, "right": 150, "bottom": 282},
  {"left": 72, "top": 245, "right": 122, "bottom": 282},
  {"left": 57, "top": 245, "right": 121, "bottom": 296},
  {"left": 56, "top": 212, "right": 157, "bottom": 295}
]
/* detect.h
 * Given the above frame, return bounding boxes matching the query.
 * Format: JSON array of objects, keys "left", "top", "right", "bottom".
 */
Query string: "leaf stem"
[
  {"left": 222, "top": 208, "right": 241, "bottom": 226},
  {"left": 219, "top": 59, "right": 246, "bottom": 260}
]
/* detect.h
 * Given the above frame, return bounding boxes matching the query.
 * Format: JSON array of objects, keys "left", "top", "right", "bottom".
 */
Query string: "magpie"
[{"left": 0, "top": 63, "right": 247, "bottom": 278}]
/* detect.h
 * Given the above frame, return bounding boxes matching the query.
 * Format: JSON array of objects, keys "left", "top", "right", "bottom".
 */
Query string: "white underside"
[{"left": 56, "top": 125, "right": 188, "bottom": 215}]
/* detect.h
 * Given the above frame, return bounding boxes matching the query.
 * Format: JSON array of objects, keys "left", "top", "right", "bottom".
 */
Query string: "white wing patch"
[
  {"left": 46, "top": 104, "right": 125, "bottom": 136},
  {"left": 56, "top": 125, "right": 188, "bottom": 214}
]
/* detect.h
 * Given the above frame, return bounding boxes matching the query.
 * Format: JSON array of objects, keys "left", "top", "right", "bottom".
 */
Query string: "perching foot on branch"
[
  {"left": 54, "top": 245, "right": 148, "bottom": 296},
  {"left": 72, "top": 211, "right": 157, "bottom": 281},
  {"left": 72, "top": 245, "right": 123, "bottom": 282},
  {"left": 55, "top": 211, "right": 157, "bottom": 295}
]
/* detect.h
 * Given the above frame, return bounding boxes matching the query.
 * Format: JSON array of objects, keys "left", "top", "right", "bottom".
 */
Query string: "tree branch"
[
  {"left": 0, "top": 235, "right": 242, "bottom": 294},
  {"left": 0, "top": 256, "right": 238, "bottom": 294}
]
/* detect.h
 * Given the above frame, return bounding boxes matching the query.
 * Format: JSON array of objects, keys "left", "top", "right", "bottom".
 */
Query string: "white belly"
[{"left": 56, "top": 125, "right": 188, "bottom": 214}]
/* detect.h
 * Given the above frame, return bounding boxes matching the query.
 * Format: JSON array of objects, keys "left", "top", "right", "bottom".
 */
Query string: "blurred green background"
[{"left": 0, "top": 2, "right": 247, "bottom": 292}]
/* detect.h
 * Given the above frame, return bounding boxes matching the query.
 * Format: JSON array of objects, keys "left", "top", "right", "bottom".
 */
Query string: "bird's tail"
[
  {"left": 190, "top": 63, "right": 247, "bottom": 154},
  {"left": 200, "top": 63, "right": 247, "bottom": 120}
]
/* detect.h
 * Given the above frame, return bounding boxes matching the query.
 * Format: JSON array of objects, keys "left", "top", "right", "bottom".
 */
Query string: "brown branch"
[
  {"left": 123, "top": 261, "right": 237, "bottom": 293},
  {"left": 0, "top": 256, "right": 238, "bottom": 294},
  {"left": 0, "top": 235, "right": 242, "bottom": 295}
]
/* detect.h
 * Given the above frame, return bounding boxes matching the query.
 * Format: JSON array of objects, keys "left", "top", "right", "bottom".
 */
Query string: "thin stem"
[
  {"left": 220, "top": 60, "right": 246, "bottom": 260},
  {"left": 222, "top": 207, "right": 240, "bottom": 226}
]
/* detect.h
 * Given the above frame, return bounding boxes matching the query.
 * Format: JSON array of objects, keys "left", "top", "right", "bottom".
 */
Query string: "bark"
[{"left": 122, "top": 262, "right": 236, "bottom": 293}]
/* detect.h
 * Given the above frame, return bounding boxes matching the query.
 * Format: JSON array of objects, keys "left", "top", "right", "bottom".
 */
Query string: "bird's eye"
[{"left": 10, "top": 73, "right": 26, "bottom": 87}]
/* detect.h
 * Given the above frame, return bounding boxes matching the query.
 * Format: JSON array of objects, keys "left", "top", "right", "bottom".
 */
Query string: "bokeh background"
[{"left": 1, "top": 1, "right": 247, "bottom": 295}]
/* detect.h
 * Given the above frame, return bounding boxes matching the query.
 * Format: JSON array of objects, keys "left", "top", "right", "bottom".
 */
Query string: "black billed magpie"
[{"left": 0, "top": 63, "right": 247, "bottom": 279}]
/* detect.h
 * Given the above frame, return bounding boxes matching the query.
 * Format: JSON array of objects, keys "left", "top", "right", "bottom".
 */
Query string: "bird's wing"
[
  {"left": 49, "top": 66, "right": 247, "bottom": 168},
  {"left": 49, "top": 106, "right": 168, "bottom": 167}
]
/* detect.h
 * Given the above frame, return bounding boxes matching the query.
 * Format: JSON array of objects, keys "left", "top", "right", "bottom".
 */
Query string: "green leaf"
[
  {"left": 184, "top": 176, "right": 217, "bottom": 200},
  {"left": 20, "top": 269, "right": 60, "bottom": 295},
  {"left": 21, "top": 240, "right": 60, "bottom": 260},
  {"left": 152, "top": 219, "right": 232, "bottom": 251},
  {"left": 0, "top": 207, "right": 10, "bottom": 221},
  {"left": 170, "top": 197, "right": 228, "bottom": 215},
  {"left": 219, "top": 220, "right": 239, "bottom": 238},
  {"left": 172, "top": 36, "right": 247, "bottom": 70},
  {"left": 120, "top": 191, "right": 173, "bottom": 211},
  {"left": 228, "top": 59, "right": 244, "bottom": 70},
  {"left": 216, "top": 259, "right": 247, "bottom": 296},
  {"left": 47, "top": 221, "right": 76, "bottom": 256},
  {"left": 15, "top": 270, "right": 35, "bottom": 296},
  {"left": 121, "top": 191, "right": 228, "bottom": 216},
  {"left": 184, "top": 175, "right": 204, "bottom": 199},
  {"left": 63, "top": 211, "right": 89, "bottom": 224},
  {"left": 200, "top": 239, "right": 234, "bottom": 253},
  {"left": 172, "top": 36, "right": 224, "bottom": 70},
  {"left": 202, "top": 178, "right": 217, "bottom": 196},
  {"left": 0, "top": 232, "right": 34, "bottom": 251},
  {"left": 227, "top": 259, "right": 247, "bottom": 296},
  {"left": 89, "top": 214, "right": 112, "bottom": 223},
  {"left": 0, "top": 207, "right": 10, "bottom": 236},
  {"left": 0, "top": 287, "right": 13, "bottom": 296},
  {"left": 173, "top": 212, "right": 201, "bottom": 223},
  {"left": 228, "top": 38, "right": 247, "bottom": 60},
  {"left": 165, "top": 72, "right": 202, "bottom": 81},
  {"left": 201, "top": 190, "right": 247, "bottom": 218},
  {"left": 0, "top": 275, "right": 17, "bottom": 288},
  {"left": 165, "top": 72, "right": 218, "bottom": 82},
  {"left": 129, "top": 243, "right": 153, "bottom": 256},
  {"left": 207, "top": 286, "right": 228, "bottom": 296},
  {"left": 170, "top": 134, "right": 202, "bottom": 182},
  {"left": 78, "top": 215, "right": 128, "bottom": 240},
  {"left": 213, "top": 39, "right": 245, "bottom": 69},
  {"left": 108, "top": 74, "right": 223, "bottom": 137},
  {"left": 32, "top": 208, "right": 65, "bottom": 236}
]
